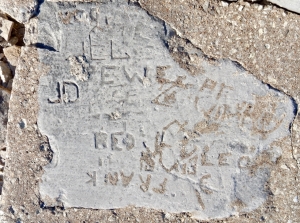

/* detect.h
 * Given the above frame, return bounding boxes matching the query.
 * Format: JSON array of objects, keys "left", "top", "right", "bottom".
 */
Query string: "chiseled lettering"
[
  {"left": 200, "top": 78, "right": 217, "bottom": 91},
  {"left": 101, "top": 66, "right": 117, "bottom": 85},
  {"left": 86, "top": 171, "right": 97, "bottom": 186},
  {"left": 218, "top": 152, "right": 231, "bottom": 166},
  {"left": 201, "top": 146, "right": 213, "bottom": 166}
]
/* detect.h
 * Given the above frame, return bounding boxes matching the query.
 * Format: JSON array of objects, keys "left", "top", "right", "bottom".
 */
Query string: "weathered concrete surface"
[
  {"left": 1, "top": 0, "right": 300, "bottom": 222},
  {"left": 35, "top": 1, "right": 295, "bottom": 220},
  {"left": 268, "top": 0, "right": 300, "bottom": 14},
  {"left": 0, "top": 0, "right": 37, "bottom": 23}
]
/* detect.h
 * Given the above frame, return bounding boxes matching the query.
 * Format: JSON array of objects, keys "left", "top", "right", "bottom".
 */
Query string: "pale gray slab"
[
  {"left": 269, "top": 0, "right": 300, "bottom": 14},
  {"left": 37, "top": 1, "right": 295, "bottom": 220}
]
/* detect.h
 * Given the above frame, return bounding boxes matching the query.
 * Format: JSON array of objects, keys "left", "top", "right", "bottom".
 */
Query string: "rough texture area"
[
  {"left": 0, "top": 0, "right": 37, "bottom": 23},
  {"left": 1, "top": 0, "right": 300, "bottom": 222}
]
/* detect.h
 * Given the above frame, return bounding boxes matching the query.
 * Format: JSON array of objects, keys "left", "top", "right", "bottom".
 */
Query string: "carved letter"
[
  {"left": 48, "top": 82, "right": 62, "bottom": 104},
  {"left": 123, "top": 66, "right": 143, "bottom": 84},
  {"left": 120, "top": 171, "right": 134, "bottom": 187},
  {"left": 187, "top": 155, "right": 198, "bottom": 175},
  {"left": 106, "top": 172, "right": 118, "bottom": 186},
  {"left": 153, "top": 178, "right": 168, "bottom": 194},
  {"left": 111, "top": 40, "right": 130, "bottom": 59},
  {"left": 201, "top": 146, "right": 213, "bottom": 166},
  {"left": 195, "top": 189, "right": 205, "bottom": 210},
  {"left": 218, "top": 153, "right": 231, "bottom": 166},
  {"left": 62, "top": 81, "right": 79, "bottom": 103},
  {"left": 140, "top": 143, "right": 155, "bottom": 171},
  {"left": 111, "top": 132, "right": 124, "bottom": 151},
  {"left": 86, "top": 171, "right": 97, "bottom": 186},
  {"left": 200, "top": 78, "right": 217, "bottom": 91},
  {"left": 216, "top": 83, "right": 233, "bottom": 100},
  {"left": 95, "top": 132, "right": 108, "bottom": 149},
  {"left": 124, "top": 133, "right": 135, "bottom": 150},
  {"left": 238, "top": 156, "right": 251, "bottom": 169},
  {"left": 101, "top": 66, "right": 117, "bottom": 85},
  {"left": 200, "top": 174, "right": 213, "bottom": 195},
  {"left": 139, "top": 174, "right": 151, "bottom": 192}
]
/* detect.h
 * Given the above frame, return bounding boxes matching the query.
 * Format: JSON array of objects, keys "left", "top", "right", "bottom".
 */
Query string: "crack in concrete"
[{"left": 31, "top": 0, "right": 46, "bottom": 19}]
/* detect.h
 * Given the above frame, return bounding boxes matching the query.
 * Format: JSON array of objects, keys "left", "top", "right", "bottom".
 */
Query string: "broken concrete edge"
[
  {"left": 223, "top": 0, "right": 300, "bottom": 15},
  {"left": 0, "top": 9, "right": 26, "bottom": 202},
  {"left": 0, "top": 0, "right": 299, "bottom": 222}
]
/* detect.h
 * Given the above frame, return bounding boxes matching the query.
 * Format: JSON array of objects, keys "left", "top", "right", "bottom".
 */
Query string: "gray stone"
[
  {"left": 37, "top": 1, "right": 295, "bottom": 220},
  {"left": 268, "top": 0, "right": 300, "bottom": 14}
]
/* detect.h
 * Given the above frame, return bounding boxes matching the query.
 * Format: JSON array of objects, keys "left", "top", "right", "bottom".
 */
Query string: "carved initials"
[{"left": 48, "top": 81, "right": 79, "bottom": 104}]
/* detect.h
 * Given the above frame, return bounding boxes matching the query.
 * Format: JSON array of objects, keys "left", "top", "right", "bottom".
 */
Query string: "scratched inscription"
[{"left": 37, "top": 1, "right": 295, "bottom": 220}]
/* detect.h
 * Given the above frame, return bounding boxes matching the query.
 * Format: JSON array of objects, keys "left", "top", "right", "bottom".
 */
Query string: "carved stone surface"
[
  {"left": 268, "top": 0, "right": 300, "bottom": 14},
  {"left": 37, "top": 1, "right": 295, "bottom": 220}
]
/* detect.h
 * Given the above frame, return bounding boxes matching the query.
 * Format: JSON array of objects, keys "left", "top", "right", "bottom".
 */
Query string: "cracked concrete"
[{"left": 0, "top": 0, "right": 299, "bottom": 222}]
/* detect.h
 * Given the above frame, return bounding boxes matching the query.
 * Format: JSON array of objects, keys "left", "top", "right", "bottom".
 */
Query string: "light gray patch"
[{"left": 268, "top": 0, "right": 300, "bottom": 14}]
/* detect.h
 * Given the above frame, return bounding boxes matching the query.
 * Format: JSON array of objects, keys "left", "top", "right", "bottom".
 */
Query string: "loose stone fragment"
[
  {"left": 37, "top": 1, "right": 295, "bottom": 220},
  {"left": 0, "top": 61, "right": 12, "bottom": 83},
  {"left": 0, "top": 17, "right": 13, "bottom": 41},
  {"left": 3, "top": 45, "right": 21, "bottom": 67}
]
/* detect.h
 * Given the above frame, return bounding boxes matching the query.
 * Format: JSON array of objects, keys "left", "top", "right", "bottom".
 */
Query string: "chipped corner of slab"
[{"left": 35, "top": 1, "right": 295, "bottom": 220}]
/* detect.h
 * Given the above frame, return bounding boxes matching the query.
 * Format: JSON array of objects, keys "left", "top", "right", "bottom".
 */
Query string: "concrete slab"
[{"left": 36, "top": 1, "right": 295, "bottom": 220}]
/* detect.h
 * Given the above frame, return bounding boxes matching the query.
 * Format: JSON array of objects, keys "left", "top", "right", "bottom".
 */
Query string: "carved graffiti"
[{"left": 48, "top": 81, "right": 79, "bottom": 104}]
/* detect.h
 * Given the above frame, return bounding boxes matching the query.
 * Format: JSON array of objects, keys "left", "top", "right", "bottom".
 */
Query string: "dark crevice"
[
  {"left": 32, "top": 43, "right": 58, "bottom": 52},
  {"left": 31, "top": 0, "right": 45, "bottom": 19},
  {"left": 265, "top": 83, "right": 298, "bottom": 116},
  {"left": 222, "top": 0, "right": 271, "bottom": 5}
]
